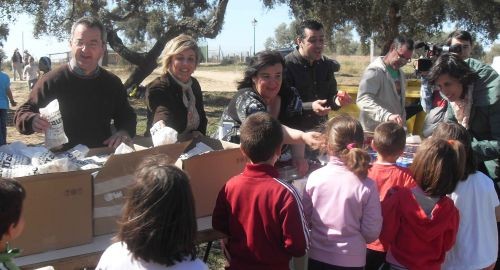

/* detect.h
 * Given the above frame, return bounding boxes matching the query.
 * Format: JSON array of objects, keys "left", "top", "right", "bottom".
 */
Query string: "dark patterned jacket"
[{"left": 216, "top": 87, "right": 302, "bottom": 143}]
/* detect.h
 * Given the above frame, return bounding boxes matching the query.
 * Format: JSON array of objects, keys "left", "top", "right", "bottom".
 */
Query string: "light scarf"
[
  {"left": 170, "top": 73, "right": 200, "bottom": 135},
  {"left": 449, "top": 84, "right": 474, "bottom": 129}
]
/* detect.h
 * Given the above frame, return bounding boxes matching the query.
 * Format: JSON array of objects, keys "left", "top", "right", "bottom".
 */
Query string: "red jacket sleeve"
[
  {"left": 279, "top": 195, "right": 309, "bottom": 257},
  {"left": 379, "top": 187, "right": 401, "bottom": 249},
  {"left": 212, "top": 185, "right": 230, "bottom": 235}
]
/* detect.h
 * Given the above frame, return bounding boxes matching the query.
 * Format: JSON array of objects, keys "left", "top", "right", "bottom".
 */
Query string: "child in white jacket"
[{"left": 23, "top": 57, "right": 39, "bottom": 90}]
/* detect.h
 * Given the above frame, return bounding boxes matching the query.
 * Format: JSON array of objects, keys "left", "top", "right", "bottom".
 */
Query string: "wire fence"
[{"left": 4, "top": 46, "right": 254, "bottom": 68}]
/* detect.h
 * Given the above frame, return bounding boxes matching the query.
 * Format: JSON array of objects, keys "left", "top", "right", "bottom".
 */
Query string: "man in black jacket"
[{"left": 283, "top": 20, "right": 352, "bottom": 132}]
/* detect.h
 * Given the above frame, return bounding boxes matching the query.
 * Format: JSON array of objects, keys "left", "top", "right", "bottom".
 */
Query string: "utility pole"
[{"left": 252, "top": 18, "right": 258, "bottom": 56}]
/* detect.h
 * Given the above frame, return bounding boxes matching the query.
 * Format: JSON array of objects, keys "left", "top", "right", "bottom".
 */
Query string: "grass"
[{"left": 202, "top": 91, "right": 235, "bottom": 135}]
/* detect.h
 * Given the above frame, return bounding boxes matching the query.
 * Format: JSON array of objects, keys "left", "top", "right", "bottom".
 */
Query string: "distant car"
[{"left": 277, "top": 48, "right": 294, "bottom": 58}]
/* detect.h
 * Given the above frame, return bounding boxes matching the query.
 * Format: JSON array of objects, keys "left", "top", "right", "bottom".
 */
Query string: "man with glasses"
[
  {"left": 15, "top": 16, "right": 136, "bottom": 150},
  {"left": 282, "top": 19, "right": 352, "bottom": 132},
  {"left": 357, "top": 36, "right": 414, "bottom": 132}
]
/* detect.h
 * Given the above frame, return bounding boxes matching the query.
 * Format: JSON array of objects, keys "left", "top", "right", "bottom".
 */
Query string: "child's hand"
[{"left": 301, "top": 131, "right": 323, "bottom": 150}]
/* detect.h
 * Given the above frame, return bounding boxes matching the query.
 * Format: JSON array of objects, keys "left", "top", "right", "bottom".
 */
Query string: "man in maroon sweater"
[
  {"left": 212, "top": 112, "right": 309, "bottom": 270},
  {"left": 14, "top": 16, "right": 136, "bottom": 150}
]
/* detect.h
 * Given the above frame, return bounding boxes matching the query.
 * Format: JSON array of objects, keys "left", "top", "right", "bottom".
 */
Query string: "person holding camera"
[
  {"left": 420, "top": 30, "right": 499, "bottom": 137},
  {"left": 429, "top": 53, "right": 500, "bottom": 270},
  {"left": 356, "top": 36, "right": 414, "bottom": 132},
  {"left": 429, "top": 53, "right": 499, "bottom": 188}
]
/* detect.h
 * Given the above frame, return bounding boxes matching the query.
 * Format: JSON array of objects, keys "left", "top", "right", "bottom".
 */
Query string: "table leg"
[{"left": 203, "top": 241, "right": 213, "bottom": 262}]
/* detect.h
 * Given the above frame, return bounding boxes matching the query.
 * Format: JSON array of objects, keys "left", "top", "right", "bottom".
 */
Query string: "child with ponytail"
[{"left": 303, "top": 114, "right": 382, "bottom": 270}]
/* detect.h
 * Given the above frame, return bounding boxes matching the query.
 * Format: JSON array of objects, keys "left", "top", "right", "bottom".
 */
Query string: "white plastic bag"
[
  {"left": 56, "top": 144, "right": 90, "bottom": 160},
  {"left": 0, "top": 165, "right": 38, "bottom": 178},
  {"left": 179, "top": 142, "right": 213, "bottom": 160},
  {"left": 0, "top": 152, "right": 31, "bottom": 168},
  {"left": 150, "top": 120, "right": 178, "bottom": 146},
  {"left": 36, "top": 158, "right": 71, "bottom": 174},
  {"left": 1, "top": 158, "right": 70, "bottom": 178},
  {"left": 114, "top": 143, "right": 135, "bottom": 154},
  {"left": 72, "top": 154, "right": 109, "bottom": 170},
  {"left": 19, "top": 146, "right": 57, "bottom": 166},
  {"left": 39, "top": 99, "right": 68, "bottom": 149}
]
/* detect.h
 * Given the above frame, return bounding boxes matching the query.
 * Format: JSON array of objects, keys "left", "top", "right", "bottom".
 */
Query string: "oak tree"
[
  {"left": 0, "top": 0, "right": 229, "bottom": 89},
  {"left": 263, "top": 0, "right": 499, "bottom": 55}
]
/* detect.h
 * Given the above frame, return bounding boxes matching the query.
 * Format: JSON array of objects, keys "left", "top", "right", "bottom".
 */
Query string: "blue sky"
[{"left": 3, "top": 0, "right": 293, "bottom": 59}]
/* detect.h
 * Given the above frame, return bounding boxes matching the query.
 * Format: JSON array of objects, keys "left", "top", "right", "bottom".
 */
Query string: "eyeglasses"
[{"left": 72, "top": 40, "right": 102, "bottom": 50}]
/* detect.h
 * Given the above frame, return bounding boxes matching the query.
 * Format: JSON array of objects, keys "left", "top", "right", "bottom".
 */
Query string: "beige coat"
[{"left": 356, "top": 56, "right": 407, "bottom": 132}]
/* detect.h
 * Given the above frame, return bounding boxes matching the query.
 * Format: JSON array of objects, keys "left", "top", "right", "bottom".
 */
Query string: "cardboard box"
[
  {"left": 92, "top": 142, "right": 189, "bottom": 236},
  {"left": 11, "top": 170, "right": 93, "bottom": 256},
  {"left": 177, "top": 136, "right": 246, "bottom": 217},
  {"left": 92, "top": 136, "right": 246, "bottom": 235}
]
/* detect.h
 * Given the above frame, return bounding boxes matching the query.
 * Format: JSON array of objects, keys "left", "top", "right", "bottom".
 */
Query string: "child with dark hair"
[
  {"left": 365, "top": 122, "right": 416, "bottom": 270},
  {"left": 96, "top": 154, "right": 207, "bottom": 270},
  {"left": 212, "top": 112, "right": 309, "bottom": 270},
  {"left": 303, "top": 114, "right": 382, "bottom": 269},
  {"left": 433, "top": 122, "right": 499, "bottom": 270},
  {"left": 0, "top": 179, "right": 26, "bottom": 270},
  {"left": 380, "top": 138, "right": 462, "bottom": 270}
]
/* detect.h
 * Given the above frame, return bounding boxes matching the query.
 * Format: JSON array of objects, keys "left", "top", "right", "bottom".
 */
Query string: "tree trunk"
[
  {"left": 381, "top": 4, "right": 401, "bottom": 55},
  {"left": 122, "top": 37, "right": 170, "bottom": 89}
]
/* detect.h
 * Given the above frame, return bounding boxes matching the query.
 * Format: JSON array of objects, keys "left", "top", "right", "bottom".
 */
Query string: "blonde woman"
[{"left": 145, "top": 34, "right": 207, "bottom": 139}]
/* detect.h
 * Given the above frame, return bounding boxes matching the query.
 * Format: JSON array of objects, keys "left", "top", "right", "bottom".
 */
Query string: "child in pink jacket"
[{"left": 303, "top": 115, "right": 382, "bottom": 269}]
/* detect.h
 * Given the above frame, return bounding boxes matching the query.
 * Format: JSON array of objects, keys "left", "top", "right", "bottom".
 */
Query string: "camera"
[{"left": 414, "top": 42, "right": 462, "bottom": 72}]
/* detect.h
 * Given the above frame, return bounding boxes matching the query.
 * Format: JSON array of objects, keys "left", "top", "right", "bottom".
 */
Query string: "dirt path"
[
  {"left": 7, "top": 80, "right": 45, "bottom": 145},
  {"left": 140, "top": 67, "right": 240, "bottom": 92},
  {"left": 193, "top": 70, "right": 240, "bottom": 92}
]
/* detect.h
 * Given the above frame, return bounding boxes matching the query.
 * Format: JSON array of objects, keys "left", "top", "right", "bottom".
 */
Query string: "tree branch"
[{"left": 199, "top": 0, "right": 229, "bottom": 38}]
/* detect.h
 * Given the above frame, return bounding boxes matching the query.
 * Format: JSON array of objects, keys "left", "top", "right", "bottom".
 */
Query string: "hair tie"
[
  {"left": 447, "top": 139, "right": 455, "bottom": 145},
  {"left": 347, "top": 143, "right": 357, "bottom": 150}
]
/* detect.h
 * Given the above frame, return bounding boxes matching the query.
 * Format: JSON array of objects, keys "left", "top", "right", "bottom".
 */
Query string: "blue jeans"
[{"left": 0, "top": 109, "right": 7, "bottom": 145}]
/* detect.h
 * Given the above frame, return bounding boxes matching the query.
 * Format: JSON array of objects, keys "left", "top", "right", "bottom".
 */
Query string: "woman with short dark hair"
[
  {"left": 428, "top": 53, "right": 499, "bottom": 182},
  {"left": 215, "top": 50, "right": 322, "bottom": 176}
]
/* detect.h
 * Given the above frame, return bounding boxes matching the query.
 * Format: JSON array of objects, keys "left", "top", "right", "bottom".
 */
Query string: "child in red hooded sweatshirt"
[{"left": 379, "top": 138, "right": 462, "bottom": 270}]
